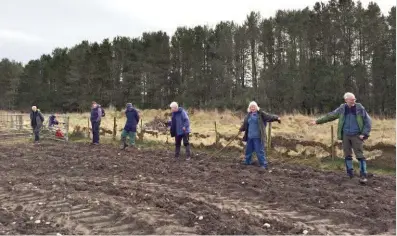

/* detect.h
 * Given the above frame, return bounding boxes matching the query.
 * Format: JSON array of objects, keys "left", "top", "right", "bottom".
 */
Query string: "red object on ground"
[{"left": 55, "top": 129, "right": 64, "bottom": 138}]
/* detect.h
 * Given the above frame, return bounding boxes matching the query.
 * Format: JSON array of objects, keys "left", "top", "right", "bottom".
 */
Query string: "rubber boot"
[
  {"left": 175, "top": 144, "right": 181, "bottom": 160},
  {"left": 185, "top": 144, "right": 191, "bottom": 161},
  {"left": 358, "top": 158, "right": 368, "bottom": 184},
  {"left": 120, "top": 136, "right": 128, "bottom": 150},
  {"left": 345, "top": 156, "right": 354, "bottom": 178}
]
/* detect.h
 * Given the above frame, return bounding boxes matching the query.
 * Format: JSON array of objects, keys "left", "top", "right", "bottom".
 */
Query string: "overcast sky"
[{"left": 1, "top": 0, "right": 395, "bottom": 64}]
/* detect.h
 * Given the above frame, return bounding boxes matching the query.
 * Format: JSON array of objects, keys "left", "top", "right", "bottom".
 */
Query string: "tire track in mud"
[
  {"left": 56, "top": 176, "right": 363, "bottom": 235},
  {"left": 0, "top": 141, "right": 395, "bottom": 234},
  {"left": 0, "top": 184, "right": 197, "bottom": 235}
]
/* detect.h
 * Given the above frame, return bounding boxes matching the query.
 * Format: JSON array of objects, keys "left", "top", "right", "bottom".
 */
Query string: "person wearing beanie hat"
[
  {"left": 120, "top": 103, "right": 140, "bottom": 150},
  {"left": 239, "top": 101, "right": 280, "bottom": 169}
]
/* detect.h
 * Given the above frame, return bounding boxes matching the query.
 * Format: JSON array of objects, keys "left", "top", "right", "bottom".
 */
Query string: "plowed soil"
[{"left": 0, "top": 140, "right": 395, "bottom": 235}]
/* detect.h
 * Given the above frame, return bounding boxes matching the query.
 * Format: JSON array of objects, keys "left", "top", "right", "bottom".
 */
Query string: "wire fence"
[{"left": 0, "top": 113, "right": 69, "bottom": 141}]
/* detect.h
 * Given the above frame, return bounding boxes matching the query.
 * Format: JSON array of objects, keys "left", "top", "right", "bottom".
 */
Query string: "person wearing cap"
[
  {"left": 310, "top": 92, "right": 372, "bottom": 184},
  {"left": 167, "top": 102, "right": 191, "bottom": 160},
  {"left": 239, "top": 101, "right": 281, "bottom": 169},
  {"left": 30, "top": 106, "right": 45, "bottom": 144},
  {"left": 120, "top": 103, "right": 140, "bottom": 150},
  {"left": 90, "top": 101, "right": 102, "bottom": 145}
]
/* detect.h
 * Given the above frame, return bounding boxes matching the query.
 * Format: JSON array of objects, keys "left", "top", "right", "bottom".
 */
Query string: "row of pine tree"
[{"left": 0, "top": 0, "right": 395, "bottom": 115}]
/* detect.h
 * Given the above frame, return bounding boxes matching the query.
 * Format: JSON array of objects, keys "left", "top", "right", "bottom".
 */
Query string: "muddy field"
[{"left": 0, "top": 139, "right": 395, "bottom": 235}]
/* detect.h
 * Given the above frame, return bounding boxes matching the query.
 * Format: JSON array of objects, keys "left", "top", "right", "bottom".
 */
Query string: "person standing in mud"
[
  {"left": 239, "top": 101, "right": 281, "bottom": 169},
  {"left": 120, "top": 103, "right": 140, "bottom": 150},
  {"left": 90, "top": 101, "right": 102, "bottom": 145},
  {"left": 168, "top": 102, "right": 191, "bottom": 160},
  {"left": 30, "top": 106, "right": 45, "bottom": 144},
  {"left": 310, "top": 92, "right": 372, "bottom": 184}
]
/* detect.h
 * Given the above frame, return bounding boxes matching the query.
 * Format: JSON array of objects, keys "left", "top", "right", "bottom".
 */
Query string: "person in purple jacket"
[{"left": 167, "top": 102, "right": 191, "bottom": 160}]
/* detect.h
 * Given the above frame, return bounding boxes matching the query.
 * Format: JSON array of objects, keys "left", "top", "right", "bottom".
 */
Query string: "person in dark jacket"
[
  {"left": 310, "top": 92, "right": 372, "bottom": 184},
  {"left": 48, "top": 114, "right": 59, "bottom": 128},
  {"left": 168, "top": 102, "right": 191, "bottom": 160},
  {"left": 120, "top": 103, "right": 140, "bottom": 150},
  {"left": 239, "top": 101, "right": 280, "bottom": 169},
  {"left": 90, "top": 101, "right": 102, "bottom": 145},
  {"left": 30, "top": 106, "right": 45, "bottom": 144}
]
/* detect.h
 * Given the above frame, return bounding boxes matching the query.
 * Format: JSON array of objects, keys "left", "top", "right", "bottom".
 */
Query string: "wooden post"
[
  {"left": 267, "top": 122, "right": 272, "bottom": 151},
  {"left": 138, "top": 119, "right": 144, "bottom": 141},
  {"left": 65, "top": 116, "right": 70, "bottom": 141},
  {"left": 214, "top": 121, "right": 219, "bottom": 146},
  {"left": 331, "top": 125, "right": 335, "bottom": 160},
  {"left": 113, "top": 117, "right": 117, "bottom": 141},
  {"left": 87, "top": 118, "right": 90, "bottom": 139},
  {"left": 18, "top": 115, "right": 22, "bottom": 130}
]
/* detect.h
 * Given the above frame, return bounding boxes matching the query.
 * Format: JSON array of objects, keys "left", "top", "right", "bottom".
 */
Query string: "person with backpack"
[
  {"left": 90, "top": 101, "right": 102, "bottom": 145},
  {"left": 30, "top": 106, "right": 45, "bottom": 144},
  {"left": 120, "top": 103, "right": 140, "bottom": 150},
  {"left": 99, "top": 105, "right": 106, "bottom": 118},
  {"left": 239, "top": 101, "right": 281, "bottom": 169}
]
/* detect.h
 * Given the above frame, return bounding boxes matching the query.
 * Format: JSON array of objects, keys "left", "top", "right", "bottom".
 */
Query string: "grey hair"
[
  {"left": 343, "top": 92, "right": 356, "bottom": 100},
  {"left": 170, "top": 102, "right": 178, "bottom": 108},
  {"left": 247, "top": 101, "right": 260, "bottom": 112}
]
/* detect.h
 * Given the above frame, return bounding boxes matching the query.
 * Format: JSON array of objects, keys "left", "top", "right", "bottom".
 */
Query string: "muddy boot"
[
  {"left": 345, "top": 156, "right": 354, "bottom": 178},
  {"left": 175, "top": 145, "right": 181, "bottom": 160},
  {"left": 359, "top": 172, "right": 368, "bottom": 184},
  {"left": 358, "top": 158, "right": 368, "bottom": 184},
  {"left": 185, "top": 145, "right": 191, "bottom": 161},
  {"left": 120, "top": 137, "right": 128, "bottom": 150}
]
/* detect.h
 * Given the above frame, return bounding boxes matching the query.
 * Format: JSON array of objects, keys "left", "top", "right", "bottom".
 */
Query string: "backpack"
[{"left": 101, "top": 107, "right": 106, "bottom": 117}]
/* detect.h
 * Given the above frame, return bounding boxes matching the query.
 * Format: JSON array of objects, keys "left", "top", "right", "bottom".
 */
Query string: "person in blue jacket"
[
  {"left": 121, "top": 103, "right": 140, "bottom": 150},
  {"left": 168, "top": 102, "right": 191, "bottom": 160},
  {"left": 90, "top": 101, "right": 102, "bottom": 145}
]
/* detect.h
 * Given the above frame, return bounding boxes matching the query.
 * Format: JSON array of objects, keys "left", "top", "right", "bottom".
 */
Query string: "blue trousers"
[
  {"left": 245, "top": 138, "right": 267, "bottom": 167},
  {"left": 92, "top": 121, "right": 100, "bottom": 144}
]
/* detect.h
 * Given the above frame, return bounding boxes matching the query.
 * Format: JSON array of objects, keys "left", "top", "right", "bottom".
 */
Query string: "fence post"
[
  {"left": 11, "top": 115, "right": 14, "bottom": 129},
  {"left": 18, "top": 115, "right": 22, "bottom": 130},
  {"left": 138, "top": 119, "right": 144, "bottom": 141},
  {"left": 331, "top": 125, "right": 335, "bottom": 160},
  {"left": 87, "top": 118, "right": 90, "bottom": 139},
  {"left": 113, "top": 117, "right": 117, "bottom": 141},
  {"left": 267, "top": 122, "right": 272, "bottom": 152},
  {"left": 214, "top": 121, "right": 219, "bottom": 146},
  {"left": 65, "top": 116, "right": 69, "bottom": 142}
]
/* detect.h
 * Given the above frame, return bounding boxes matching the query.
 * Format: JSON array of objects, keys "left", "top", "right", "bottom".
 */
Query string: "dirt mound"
[{"left": 0, "top": 140, "right": 395, "bottom": 235}]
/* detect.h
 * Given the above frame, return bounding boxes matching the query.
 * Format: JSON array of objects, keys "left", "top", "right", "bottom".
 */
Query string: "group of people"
[
  {"left": 31, "top": 92, "right": 372, "bottom": 184},
  {"left": 29, "top": 106, "right": 64, "bottom": 143},
  {"left": 114, "top": 92, "right": 371, "bottom": 183}
]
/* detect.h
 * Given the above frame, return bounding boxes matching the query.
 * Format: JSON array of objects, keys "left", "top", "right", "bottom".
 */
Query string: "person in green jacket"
[{"left": 310, "top": 92, "right": 372, "bottom": 184}]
